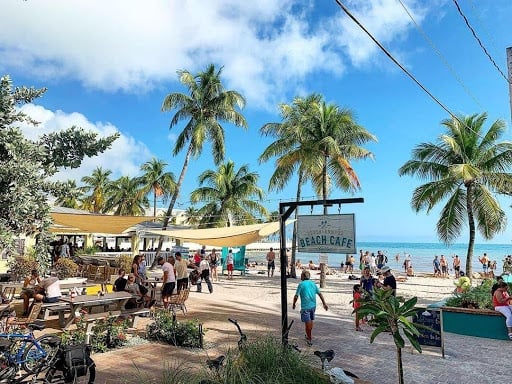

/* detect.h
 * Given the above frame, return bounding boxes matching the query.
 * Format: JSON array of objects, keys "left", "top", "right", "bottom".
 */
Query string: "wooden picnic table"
[{"left": 59, "top": 291, "right": 133, "bottom": 330}]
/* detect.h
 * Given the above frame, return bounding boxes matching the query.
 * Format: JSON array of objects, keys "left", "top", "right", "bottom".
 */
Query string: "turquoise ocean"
[{"left": 246, "top": 242, "right": 512, "bottom": 274}]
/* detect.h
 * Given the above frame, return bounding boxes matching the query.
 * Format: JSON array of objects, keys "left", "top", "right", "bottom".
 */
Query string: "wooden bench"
[{"left": 120, "top": 308, "right": 151, "bottom": 328}]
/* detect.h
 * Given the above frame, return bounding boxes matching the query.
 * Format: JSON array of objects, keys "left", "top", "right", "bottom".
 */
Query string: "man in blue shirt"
[{"left": 292, "top": 270, "right": 328, "bottom": 346}]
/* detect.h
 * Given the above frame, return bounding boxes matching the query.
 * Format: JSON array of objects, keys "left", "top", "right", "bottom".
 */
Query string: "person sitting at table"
[
  {"left": 20, "top": 269, "right": 41, "bottom": 316},
  {"left": 33, "top": 273, "right": 61, "bottom": 304},
  {"left": 113, "top": 269, "right": 127, "bottom": 292},
  {"left": 124, "top": 274, "right": 153, "bottom": 309}
]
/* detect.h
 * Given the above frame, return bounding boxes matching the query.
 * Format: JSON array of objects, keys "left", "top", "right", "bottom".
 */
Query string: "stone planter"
[{"left": 441, "top": 306, "right": 508, "bottom": 340}]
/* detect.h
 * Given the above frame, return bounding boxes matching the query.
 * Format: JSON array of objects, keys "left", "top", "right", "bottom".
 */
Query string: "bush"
[
  {"left": 60, "top": 310, "right": 129, "bottom": 353},
  {"left": 7, "top": 255, "right": 39, "bottom": 281},
  {"left": 146, "top": 310, "right": 202, "bottom": 348},
  {"left": 197, "top": 336, "right": 329, "bottom": 384},
  {"left": 117, "top": 254, "right": 133, "bottom": 273},
  {"left": 445, "top": 279, "right": 500, "bottom": 309},
  {"left": 54, "top": 258, "right": 78, "bottom": 279}
]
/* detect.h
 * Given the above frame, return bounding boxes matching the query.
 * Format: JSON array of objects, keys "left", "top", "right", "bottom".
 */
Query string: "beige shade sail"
[
  {"left": 146, "top": 221, "right": 282, "bottom": 247},
  {"left": 50, "top": 213, "right": 152, "bottom": 234}
]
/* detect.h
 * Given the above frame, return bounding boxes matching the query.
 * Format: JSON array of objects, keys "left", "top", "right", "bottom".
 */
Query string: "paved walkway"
[{"left": 89, "top": 274, "right": 509, "bottom": 384}]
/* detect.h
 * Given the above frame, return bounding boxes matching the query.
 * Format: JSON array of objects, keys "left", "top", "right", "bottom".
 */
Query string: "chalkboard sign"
[{"left": 412, "top": 308, "right": 442, "bottom": 348}]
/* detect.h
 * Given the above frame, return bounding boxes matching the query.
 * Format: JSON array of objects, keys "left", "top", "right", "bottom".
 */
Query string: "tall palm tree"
[
  {"left": 139, "top": 158, "right": 176, "bottom": 218},
  {"left": 190, "top": 160, "right": 268, "bottom": 228},
  {"left": 54, "top": 180, "right": 82, "bottom": 209},
  {"left": 103, "top": 176, "right": 148, "bottom": 216},
  {"left": 80, "top": 167, "right": 112, "bottom": 213},
  {"left": 260, "top": 94, "right": 376, "bottom": 276},
  {"left": 398, "top": 113, "right": 512, "bottom": 277},
  {"left": 154, "top": 64, "right": 247, "bottom": 265}
]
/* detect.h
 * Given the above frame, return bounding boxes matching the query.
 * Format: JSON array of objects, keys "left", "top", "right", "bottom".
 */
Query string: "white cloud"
[
  {"left": 18, "top": 104, "right": 152, "bottom": 182},
  {"left": 0, "top": 0, "right": 429, "bottom": 107}
]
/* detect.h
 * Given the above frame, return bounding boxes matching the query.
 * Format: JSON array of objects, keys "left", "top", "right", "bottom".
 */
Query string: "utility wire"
[
  {"left": 396, "top": 0, "right": 485, "bottom": 110},
  {"left": 333, "top": 0, "right": 460, "bottom": 122},
  {"left": 466, "top": 0, "right": 501, "bottom": 57},
  {"left": 452, "top": 0, "right": 510, "bottom": 84}
]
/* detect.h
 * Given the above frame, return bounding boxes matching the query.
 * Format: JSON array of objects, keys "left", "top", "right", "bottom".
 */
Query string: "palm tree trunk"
[
  {"left": 466, "top": 184, "right": 475, "bottom": 278},
  {"left": 151, "top": 143, "right": 194, "bottom": 268},
  {"left": 397, "top": 346, "right": 404, "bottom": 384},
  {"left": 322, "top": 155, "right": 328, "bottom": 215}
]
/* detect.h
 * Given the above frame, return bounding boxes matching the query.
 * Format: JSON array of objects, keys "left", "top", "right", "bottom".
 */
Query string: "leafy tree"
[
  {"left": 104, "top": 176, "right": 148, "bottom": 216},
  {"left": 0, "top": 75, "right": 118, "bottom": 269},
  {"left": 154, "top": 64, "right": 247, "bottom": 265},
  {"left": 139, "top": 158, "right": 176, "bottom": 218},
  {"left": 398, "top": 113, "right": 512, "bottom": 277},
  {"left": 80, "top": 166, "right": 113, "bottom": 213},
  {"left": 355, "top": 288, "right": 423, "bottom": 384},
  {"left": 190, "top": 160, "right": 268, "bottom": 228}
]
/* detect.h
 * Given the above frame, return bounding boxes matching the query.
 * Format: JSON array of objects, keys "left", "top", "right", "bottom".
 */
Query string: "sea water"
[{"left": 245, "top": 242, "right": 512, "bottom": 274}]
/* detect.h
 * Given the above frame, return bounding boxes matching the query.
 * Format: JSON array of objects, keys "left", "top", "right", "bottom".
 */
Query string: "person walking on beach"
[
  {"left": 209, "top": 248, "right": 219, "bottom": 282},
  {"left": 292, "top": 270, "right": 328, "bottom": 346},
  {"left": 433, "top": 256, "right": 441, "bottom": 277},
  {"left": 440, "top": 255, "right": 448, "bottom": 278},
  {"left": 266, "top": 247, "right": 276, "bottom": 277},
  {"left": 453, "top": 255, "right": 461, "bottom": 278},
  {"left": 479, "top": 253, "right": 489, "bottom": 276},
  {"left": 226, "top": 249, "right": 234, "bottom": 280},
  {"left": 376, "top": 250, "right": 387, "bottom": 269}
]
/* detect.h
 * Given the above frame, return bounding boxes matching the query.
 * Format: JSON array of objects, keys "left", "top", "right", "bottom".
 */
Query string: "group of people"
[{"left": 20, "top": 270, "right": 62, "bottom": 316}]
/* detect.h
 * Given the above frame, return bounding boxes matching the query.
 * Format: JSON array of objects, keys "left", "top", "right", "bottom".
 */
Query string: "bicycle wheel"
[{"left": 22, "top": 335, "right": 60, "bottom": 373}]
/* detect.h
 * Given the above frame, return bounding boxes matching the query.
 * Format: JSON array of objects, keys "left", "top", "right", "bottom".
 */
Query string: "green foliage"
[
  {"left": 117, "top": 254, "right": 133, "bottom": 273},
  {"left": 146, "top": 310, "right": 202, "bottom": 348},
  {"left": 6, "top": 255, "right": 38, "bottom": 281},
  {"left": 0, "top": 75, "right": 118, "bottom": 270},
  {"left": 54, "top": 258, "right": 79, "bottom": 279},
  {"left": 356, "top": 288, "right": 425, "bottom": 384},
  {"left": 445, "top": 279, "right": 497, "bottom": 309},
  {"left": 199, "top": 336, "right": 329, "bottom": 384},
  {"left": 77, "top": 246, "right": 101, "bottom": 256},
  {"left": 61, "top": 310, "right": 128, "bottom": 353}
]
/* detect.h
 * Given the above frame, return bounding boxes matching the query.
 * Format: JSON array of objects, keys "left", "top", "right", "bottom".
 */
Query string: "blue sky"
[{"left": 2, "top": 0, "right": 512, "bottom": 244}]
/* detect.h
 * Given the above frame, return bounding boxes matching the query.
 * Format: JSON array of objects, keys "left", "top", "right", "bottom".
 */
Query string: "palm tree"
[
  {"left": 80, "top": 167, "right": 112, "bottom": 213},
  {"left": 154, "top": 64, "right": 247, "bottom": 264},
  {"left": 183, "top": 206, "right": 201, "bottom": 226},
  {"left": 103, "top": 176, "right": 148, "bottom": 216},
  {"left": 190, "top": 160, "right": 268, "bottom": 228},
  {"left": 260, "top": 94, "right": 376, "bottom": 276},
  {"left": 54, "top": 180, "right": 82, "bottom": 209},
  {"left": 139, "top": 158, "right": 176, "bottom": 218},
  {"left": 398, "top": 113, "right": 512, "bottom": 277}
]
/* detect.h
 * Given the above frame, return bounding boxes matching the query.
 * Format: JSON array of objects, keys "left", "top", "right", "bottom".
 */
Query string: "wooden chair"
[
  {"left": 169, "top": 289, "right": 189, "bottom": 315},
  {"left": 10, "top": 302, "right": 43, "bottom": 329},
  {"left": 1, "top": 287, "right": 16, "bottom": 303}
]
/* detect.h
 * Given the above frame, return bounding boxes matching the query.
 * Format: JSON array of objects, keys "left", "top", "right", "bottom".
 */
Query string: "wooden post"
[{"left": 319, "top": 263, "right": 326, "bottom": 288}]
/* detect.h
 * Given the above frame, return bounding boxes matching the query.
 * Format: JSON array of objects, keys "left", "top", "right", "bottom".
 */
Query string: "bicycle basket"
[{"left": 61, "top": 344, "right": 90, "bottom": 379}]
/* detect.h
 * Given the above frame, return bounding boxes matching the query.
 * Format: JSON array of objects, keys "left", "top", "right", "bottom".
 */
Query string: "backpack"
[{"left": 61, "top": 344, "right": 91, "bottom": 380}]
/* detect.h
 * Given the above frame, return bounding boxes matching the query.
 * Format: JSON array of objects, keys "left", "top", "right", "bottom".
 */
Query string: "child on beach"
[{"left": 352, "top": 284, "right": 363, "bottom": 331}]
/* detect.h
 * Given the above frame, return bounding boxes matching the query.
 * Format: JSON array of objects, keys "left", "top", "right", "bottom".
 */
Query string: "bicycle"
[{"left": 0, "top": 321, "right": 61, "bottom": 383}]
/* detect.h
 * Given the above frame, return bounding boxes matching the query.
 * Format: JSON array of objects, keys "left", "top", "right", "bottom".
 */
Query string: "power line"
[
  {"left": 452, "top": 0, "right": 510, "bottom": 84},
  {"left": 396, "top": 0, "right": 485, "bottom": 110},
  {"left": 333, "top": 0, "right": 459, "bottom": 121}
]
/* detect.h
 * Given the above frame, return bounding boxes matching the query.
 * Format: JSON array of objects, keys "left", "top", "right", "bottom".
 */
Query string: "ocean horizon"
[{"left": 245, "top": 241, "right": 512, "bottom": 274}]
